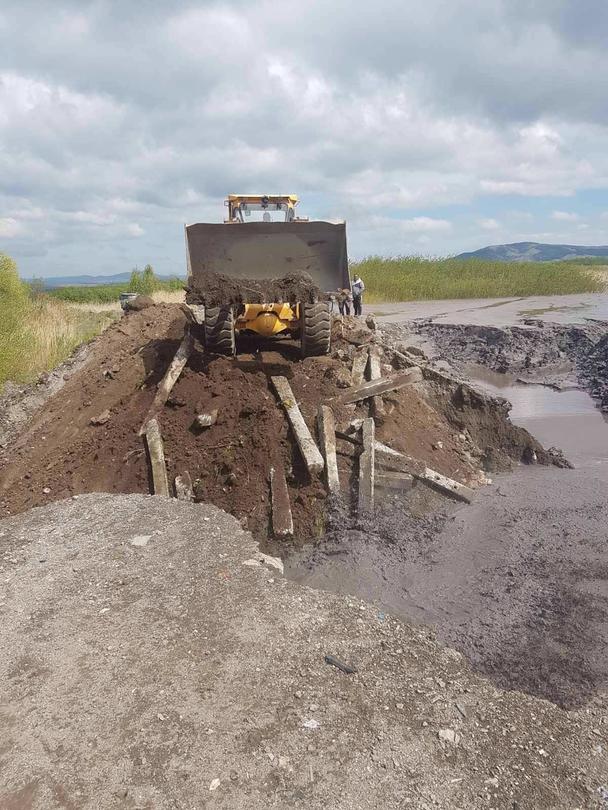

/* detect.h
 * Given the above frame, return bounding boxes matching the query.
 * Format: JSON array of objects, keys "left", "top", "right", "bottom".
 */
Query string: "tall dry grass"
[
  {"left": 0, "top": 253, "right": 117, "bottom": 387},
  {"left": 354, "top": 256, "right": 604, "bottom": 303},
  {"left": 25, "top": 299, "right": 117, "bottom": 375}
]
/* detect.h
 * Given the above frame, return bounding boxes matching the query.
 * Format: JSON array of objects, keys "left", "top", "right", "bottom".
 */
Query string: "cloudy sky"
[{"left": 1, "top": 0, "right": 607, "bottom": 278}]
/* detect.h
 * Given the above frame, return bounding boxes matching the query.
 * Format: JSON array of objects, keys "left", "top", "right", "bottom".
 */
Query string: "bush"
[
  {"left": 0, "top": 253, "right": 31, "bottom": 384},
  {"left": 0, "top": 253, "right": 117, "bottom": 387}
]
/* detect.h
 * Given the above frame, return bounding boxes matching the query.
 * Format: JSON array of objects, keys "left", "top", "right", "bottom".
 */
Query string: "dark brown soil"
[
  {"left": 0, "top": 307, "right": 550, "bottom": 549},
  {"left": 186, "top": 270, "right": 322, "bottom": 307}
]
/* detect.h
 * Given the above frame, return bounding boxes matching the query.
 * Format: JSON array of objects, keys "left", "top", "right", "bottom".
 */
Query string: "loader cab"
[{"left": 225, "top": 194, "right": 308, "bottom": 224}]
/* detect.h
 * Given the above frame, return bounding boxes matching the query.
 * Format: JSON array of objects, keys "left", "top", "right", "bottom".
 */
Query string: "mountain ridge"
[
  {"left": 26, "top": 272, "right": 184, "bottom": 288},
  {"left": 456, "top": 242, "right": 608, "bottom": 262}
]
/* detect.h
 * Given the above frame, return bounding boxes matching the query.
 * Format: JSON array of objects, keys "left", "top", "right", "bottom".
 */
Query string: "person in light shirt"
[{"left": 351, "top": 274, "right": 365, "bottom": 316}]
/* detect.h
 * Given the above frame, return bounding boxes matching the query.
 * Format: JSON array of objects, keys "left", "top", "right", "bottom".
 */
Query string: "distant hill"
[
  {"left": 28, "top": 272, "right": 183, "bottom": 289},
  {"left": 456, "top": 242, "right": 608, "bottom": 262}
]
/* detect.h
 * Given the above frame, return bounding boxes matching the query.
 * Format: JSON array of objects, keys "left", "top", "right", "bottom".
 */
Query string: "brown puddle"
[{"left": 466, "top": 365, "right": 608, "bottom": 468}]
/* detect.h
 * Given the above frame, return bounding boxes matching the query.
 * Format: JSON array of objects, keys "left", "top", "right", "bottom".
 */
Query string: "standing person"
[
  {"left": 338, "top": 288, "right": 351, "bottom": 316},
  {"left": 351, "top": 274, "right": 365, "bottom": 316}
]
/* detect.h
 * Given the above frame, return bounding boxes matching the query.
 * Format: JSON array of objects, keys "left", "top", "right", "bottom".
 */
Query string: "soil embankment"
[{"left": 0, "top": 306, "right": 547, "bottom": 546}]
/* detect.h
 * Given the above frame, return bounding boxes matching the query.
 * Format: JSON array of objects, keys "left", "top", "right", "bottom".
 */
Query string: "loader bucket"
[{"left": 185, "top": 220, "right": 349, "bottom": 295}]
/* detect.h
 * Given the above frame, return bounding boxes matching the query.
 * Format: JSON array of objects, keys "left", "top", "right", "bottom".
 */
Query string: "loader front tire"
[
  {"left": 301, "top": 301, "right": 331, "bottom": 357},
  {"left": 204, "top": 306, "right": 235, "bottom": 356}
]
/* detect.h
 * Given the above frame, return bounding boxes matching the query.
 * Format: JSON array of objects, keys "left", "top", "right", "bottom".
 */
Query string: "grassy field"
[
  {"left": 353, "top": 256, "right": 605, "bottom": 303},
  {"left": 48, "top": 276, "right": 184, "bottom": 304},
  {"left": 0, "top": 254, "right": 118, "bottom": 388},
  {"left": 2, "top": 249, "right": 605, "bottom": 388}
]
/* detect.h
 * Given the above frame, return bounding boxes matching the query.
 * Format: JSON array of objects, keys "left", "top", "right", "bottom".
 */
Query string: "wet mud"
[
  {"left": 286, "top": 315, "right": 608, "bottom": 709},
  {"left": 186, "top": 270, "right": 322, "bottom": 307}
]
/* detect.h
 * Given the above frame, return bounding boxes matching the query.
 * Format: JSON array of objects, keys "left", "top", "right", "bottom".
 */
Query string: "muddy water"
[
  {"left": 288, "top": 366, "right": 608, "bottom": 707},
  {"left": 466, "top": 364, "right": 608, "bottom": 467}
]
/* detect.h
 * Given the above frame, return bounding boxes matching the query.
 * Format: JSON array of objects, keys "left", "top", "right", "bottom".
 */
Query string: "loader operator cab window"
[{"left": 235, "top": 201, "right": 294, "bottom": 223}]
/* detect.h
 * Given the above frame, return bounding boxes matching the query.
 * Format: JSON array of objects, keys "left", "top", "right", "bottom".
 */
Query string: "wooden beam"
[
  {"left": 175, "top": 472, "right": 193, "bottom": 501},
  {"left": 366, "top": 346, "right": 386, "bottom": 419},
  {"left": 317, "top": 405, "right": 340, "bottom": 494},
  {"left": 270, "top": 464, "right": 294, "bottom": 537},
  {"left": 329, "top": 367, "right": 422, "bottom": 406},
  {"left": 143, "top": 418, "right": 169, "bottom": 496},
  {"left": 270, "top": 376, "right": 324, "bottom": 476},
  {"left": 358, "top": 417, "right": 375, "bottom": 514},
  {"left": 335, "top": 429, "right": 360, "bottom": 446},
  {"left": 352, "top": 429, "right": 473, "bottom": 503},
  {"left": 419, "top": 466, "right": 473, "bottom": 504},
  {"left": 351, "top": 348, "right": 368, "bottom": 387},
  {"left": 377, "top": 443, "right": 472, "bottom": 503},
  {"left": 140, "top": 331, "right": 193, "bottom": 434},
  {"left": 375, "top": 471, "right": 414, "bottom": 492}
]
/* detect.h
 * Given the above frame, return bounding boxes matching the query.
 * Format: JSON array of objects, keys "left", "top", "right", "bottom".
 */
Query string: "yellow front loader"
[{"left": 185, "top": 195, "right": 349, "bottom": 357}]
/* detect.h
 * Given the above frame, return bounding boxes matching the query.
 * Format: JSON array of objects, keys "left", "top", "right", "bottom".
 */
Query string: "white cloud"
[
  {"left": 399, "top": 217, "right": 452, "bottom": 233},
  {"left": 0, "top": 216, "right": 24, "bottom": 237},
  {"left": 552, "top": 210, "right": 580, "bottom": 221},
  {"left": 0, "top": 1, "right": 607, "bottom": 275}
]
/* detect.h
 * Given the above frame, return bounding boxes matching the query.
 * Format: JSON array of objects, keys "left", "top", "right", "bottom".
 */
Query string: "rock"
[
  {"left": 324, "top": 365, "right": 352, "bottom": 389},
  {"left": 167, "top": 396, "right": 186, "bottom": 408},
  {"left": 208, "top": 778, "right": 220, "bottom": 791},
  {"left": 90, "top": 410, "right": 111, "bottom": 426},
  {"left": 130, "top": 534, "right": 152, "bottom": 547},
  {"left": 455, "top": 701, "right": 468, "bottom": 718},
  {"left": 193, "top": 410, "right": 218, "bottom": 429},
  {"left": 405, "top": 344, "right": 427, "bottom": 358},
  {"left": 302, "top": 718, "right": 320, "bottom": 730},
  {"left": 365, "top": 314, "right": 378, "bottom": 331},
  {"left": 438, "top": 728, "right": 461, "bottom": 746},
  {"left": 42, "top": 487, "right": 51, "bottom": 495},
  {"left": 125, "top": 295, "right": 155, "bottom": 311},
  {"left": 343, "top": 323, "right": 373, "bottom": 346}
]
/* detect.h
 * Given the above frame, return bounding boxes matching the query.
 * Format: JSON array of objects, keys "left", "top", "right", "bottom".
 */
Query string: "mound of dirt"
[
  {"left": 186, "top": 270, "right": 322, "bottom": 307},
  {"left": 0, "top": 308, "right": 559, "bottom": 547}
]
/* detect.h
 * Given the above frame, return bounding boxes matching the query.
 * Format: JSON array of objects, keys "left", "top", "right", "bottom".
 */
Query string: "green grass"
[
  {"left": 48, "top": 277, "right": 184, "bottom": 303},
  {"left": 559, "top": 256, "right": 608, "bottom": 266},
  {"left": 1, "top": 253, "right": 118, "bottom": 387},
  {"left": 352, "top": 256, "right": 604, "bottom": 303}
]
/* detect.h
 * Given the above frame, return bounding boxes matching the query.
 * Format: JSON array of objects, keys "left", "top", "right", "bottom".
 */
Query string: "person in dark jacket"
[{"left": 337, "top": 288, "right": 351, "bottom": 315}]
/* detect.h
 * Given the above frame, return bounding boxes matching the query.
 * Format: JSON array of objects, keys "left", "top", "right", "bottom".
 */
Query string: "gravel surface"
[{"left": 1, "top": 494, "right": 607, "bottom": 809}]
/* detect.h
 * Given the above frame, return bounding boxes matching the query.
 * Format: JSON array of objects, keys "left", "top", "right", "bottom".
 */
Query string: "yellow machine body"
[
  {"left": 185, "top": 194, "right": 348, "bottom": 356},
  {"left": 235, "top": 302, "right": 299, "bottom": 338}
]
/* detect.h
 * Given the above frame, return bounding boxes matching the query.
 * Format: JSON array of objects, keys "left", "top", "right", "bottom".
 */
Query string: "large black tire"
[
  {"left": 301, "top": 301, "right": 331, "bottom": 357},
  {"left": 204, "top": 306, "right": 235, "bottom": 355}
]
